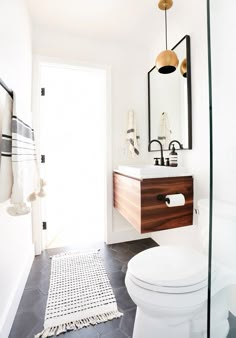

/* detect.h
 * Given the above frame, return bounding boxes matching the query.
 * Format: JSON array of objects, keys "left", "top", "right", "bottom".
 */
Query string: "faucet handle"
[
  {"left": 153, "top": 158, "right": 160, "bottom": 166},
  {"left": 165, "top": 158, "right": 170, "bottom": 166}
]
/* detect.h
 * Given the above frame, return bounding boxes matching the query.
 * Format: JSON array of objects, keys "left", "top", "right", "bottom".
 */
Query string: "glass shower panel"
[{"left": 208, "top": 0, "right": 236, "bottom": 337}]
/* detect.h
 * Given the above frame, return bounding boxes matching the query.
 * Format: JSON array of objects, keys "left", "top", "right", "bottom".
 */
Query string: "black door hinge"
[
  {"left": 41, "top": 88, "right": 45, "bottom": 96},
  {"left": 41, "top": 154, "right": 45, "bottom": 163},
  {"left": 42, "top": 222, "right": 47, "bottom": 230}
]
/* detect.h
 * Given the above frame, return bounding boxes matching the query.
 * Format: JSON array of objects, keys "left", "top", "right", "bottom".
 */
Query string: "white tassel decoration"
[
  {"left": 28, "top": 192, "right": 37, "bottom": 202},
  {"left": 37, "top": 178, "right": 46, "bottom": 198}
]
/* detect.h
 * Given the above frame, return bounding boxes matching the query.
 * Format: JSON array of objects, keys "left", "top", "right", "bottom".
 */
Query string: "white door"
[{"left": 39, "top": 63, "right": 107, "bottom": 249}]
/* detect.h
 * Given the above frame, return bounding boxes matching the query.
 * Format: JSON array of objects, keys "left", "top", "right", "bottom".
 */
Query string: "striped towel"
[
  {"left": 126, "top": 111, "right": 139, "bottom": 157},
  {"left": 0, "top": 87, "right": 45, "bottom": 215},
  {"left": 8, "top": 115, "right": 39, "bottom": 215},
  {"left": 0, "top": 86, "right": 13, "bottom": 202}
]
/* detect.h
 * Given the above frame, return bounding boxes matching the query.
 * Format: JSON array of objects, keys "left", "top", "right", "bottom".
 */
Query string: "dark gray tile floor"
[
  {"left": 9, "top": 238, "right": 157, "bottom": 338},
  {"left": 227, "top": 312, "right": 236, "bottom": 338},
  {"left": 9, "top": 238, "right": 236, "bottom": 338}
]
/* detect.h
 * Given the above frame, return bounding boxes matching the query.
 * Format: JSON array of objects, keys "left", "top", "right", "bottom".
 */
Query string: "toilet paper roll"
[{"left": 166, "top": 193, "right": 185, "bottom": 207}]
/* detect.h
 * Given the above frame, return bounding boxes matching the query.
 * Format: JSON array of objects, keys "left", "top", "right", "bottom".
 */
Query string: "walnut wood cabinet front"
[{"left": 113, "top": 172, "right": 193, "bottom": 234}]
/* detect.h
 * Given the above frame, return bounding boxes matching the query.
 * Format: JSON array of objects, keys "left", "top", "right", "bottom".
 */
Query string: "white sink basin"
[{"left": 116, "top": 165, "right": 191, "bottom": 179}]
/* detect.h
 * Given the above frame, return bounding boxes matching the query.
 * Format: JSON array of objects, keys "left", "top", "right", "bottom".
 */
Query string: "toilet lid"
[{"left": 127, "top": 246, "right": 209, "bottom": 291}]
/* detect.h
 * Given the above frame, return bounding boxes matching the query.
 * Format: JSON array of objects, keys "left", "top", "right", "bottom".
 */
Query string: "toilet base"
[
  {"left": 133, "top": 308, "right": 191, "bottom": 338},
  {"left": 133, "top": 302, "right": 229, "bottom": 338},
  {"left": 127, "top": 280, "right": 229, "bottom": 338}
]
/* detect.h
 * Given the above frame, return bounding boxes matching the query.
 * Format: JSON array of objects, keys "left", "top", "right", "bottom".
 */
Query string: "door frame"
[{"left": 31, "top": 56, "right": 112, "bottom": 254}]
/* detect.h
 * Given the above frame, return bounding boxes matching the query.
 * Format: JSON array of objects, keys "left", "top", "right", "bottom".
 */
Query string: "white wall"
[
  {"left": 32, "top": 28, "right": 151, "bottom": 243},
  {"left": 149, "top": 0, "right": 210, "bottom": 249},
  {"left": 0, "top": 1, "right": 34, "bottom": 336}
]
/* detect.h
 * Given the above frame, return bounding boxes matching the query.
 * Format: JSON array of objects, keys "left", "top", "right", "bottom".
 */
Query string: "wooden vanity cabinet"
[{"left": 113, "top": 172, "right": 193, "bottom": 234}]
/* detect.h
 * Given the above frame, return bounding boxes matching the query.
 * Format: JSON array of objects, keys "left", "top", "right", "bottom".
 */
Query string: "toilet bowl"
[
  {"left": 125, "top": 199, "right": 236, "bottom": 337},
  {"left": 125, "top": 245, "right": 235, "bottom": 338}
]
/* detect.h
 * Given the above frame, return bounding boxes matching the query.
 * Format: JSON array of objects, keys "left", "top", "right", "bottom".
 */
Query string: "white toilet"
[{"left": 125, "top": 199, "right": 236, "bottom": 338}]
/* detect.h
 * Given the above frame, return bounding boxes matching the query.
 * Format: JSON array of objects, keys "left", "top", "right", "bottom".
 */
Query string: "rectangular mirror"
[{"left": 148, "top": 35, "right": 192, "bottom": 151}]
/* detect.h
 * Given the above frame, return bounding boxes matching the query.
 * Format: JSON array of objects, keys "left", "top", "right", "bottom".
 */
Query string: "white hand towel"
[
  {"left": 126, "top": 110, "right": 139, "bottom": 157},
  {"left": 158, "top": 112, "right": 172, "bottom": 148}
]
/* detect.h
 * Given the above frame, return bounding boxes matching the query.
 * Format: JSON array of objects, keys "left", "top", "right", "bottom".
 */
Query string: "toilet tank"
[
  {"left": 198, "top": 199, "right": 236, "bottom": 315},
  {"left": 198, "top": 199, "right": 236, "bottom": 270}
]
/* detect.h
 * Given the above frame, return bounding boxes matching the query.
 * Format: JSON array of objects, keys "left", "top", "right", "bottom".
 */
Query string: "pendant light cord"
[{"left": 165, "top": 8, "right": 168, "bottom": 50}]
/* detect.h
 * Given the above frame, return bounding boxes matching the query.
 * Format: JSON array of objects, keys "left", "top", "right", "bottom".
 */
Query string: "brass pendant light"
[
  {"left": 180, "top": 58, "right": 187, "bottom": 77},
  {"left": 156, "top": 0, "right": 179, "bottom": 74}
]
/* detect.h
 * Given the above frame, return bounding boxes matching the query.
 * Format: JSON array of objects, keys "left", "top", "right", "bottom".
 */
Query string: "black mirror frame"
[{"left": 148, "top": 35, "right": 192, "bottom": 151}]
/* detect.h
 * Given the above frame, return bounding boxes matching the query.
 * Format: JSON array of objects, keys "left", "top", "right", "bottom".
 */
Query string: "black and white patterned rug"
[{"left": 35, "top": 250, "right": 123, "bottom": 338}]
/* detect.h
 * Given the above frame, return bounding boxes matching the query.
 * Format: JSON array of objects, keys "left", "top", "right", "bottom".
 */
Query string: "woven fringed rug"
[{"left": 35, "top": 251, "right": 123, "bottom": 338}]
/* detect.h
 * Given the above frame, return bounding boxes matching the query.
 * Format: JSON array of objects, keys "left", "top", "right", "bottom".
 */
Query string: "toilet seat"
[
  {"left": 127, "top": 246, "right": 214, "bottom": 294},
  {"left": 127, "top": 271, "right": 210, "bottom": 293}
]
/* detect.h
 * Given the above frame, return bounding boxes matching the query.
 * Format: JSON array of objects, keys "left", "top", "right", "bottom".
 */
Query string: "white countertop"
[{"left": 114, "top": 165, "right": 192, "bottom": 179}]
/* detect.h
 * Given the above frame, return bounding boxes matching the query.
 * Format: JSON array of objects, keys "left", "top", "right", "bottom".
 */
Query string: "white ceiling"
[{"left": 26, "top": 0, "right": 167, "bottom": 46}]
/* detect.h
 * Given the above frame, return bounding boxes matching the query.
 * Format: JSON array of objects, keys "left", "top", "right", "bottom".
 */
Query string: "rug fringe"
[{"left": 35, "top": 311, "right": 123, "bottom": 338}]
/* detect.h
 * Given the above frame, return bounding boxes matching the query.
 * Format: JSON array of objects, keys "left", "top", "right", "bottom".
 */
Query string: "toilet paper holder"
[
  {"left": 157, "top": 193, "right": 186, "bottom": 207},
  {"left": 157, "top": 194, "right": 171, "bottom": 204}
]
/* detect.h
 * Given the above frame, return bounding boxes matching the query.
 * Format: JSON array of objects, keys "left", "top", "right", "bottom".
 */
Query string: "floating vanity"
[{"left": 113, "top": 165, "right": 193, "bottom": 234}]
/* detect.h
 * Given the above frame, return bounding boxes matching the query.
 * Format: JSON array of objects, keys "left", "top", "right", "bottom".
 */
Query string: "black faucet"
[
  {"left": 148, "top": 139, "right": 165, "bottom": 166},
  {"left": 168, "top": 140, "right": 184, "bottom": 150}
]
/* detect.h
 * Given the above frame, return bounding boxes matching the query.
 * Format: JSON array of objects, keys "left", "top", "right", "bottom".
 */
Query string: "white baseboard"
[
  {"left": 107, "top": 229, "right": 150, "bottom": 245},
  {"left": 0, "top": 244, "right": 34, "bottom": 338}
]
